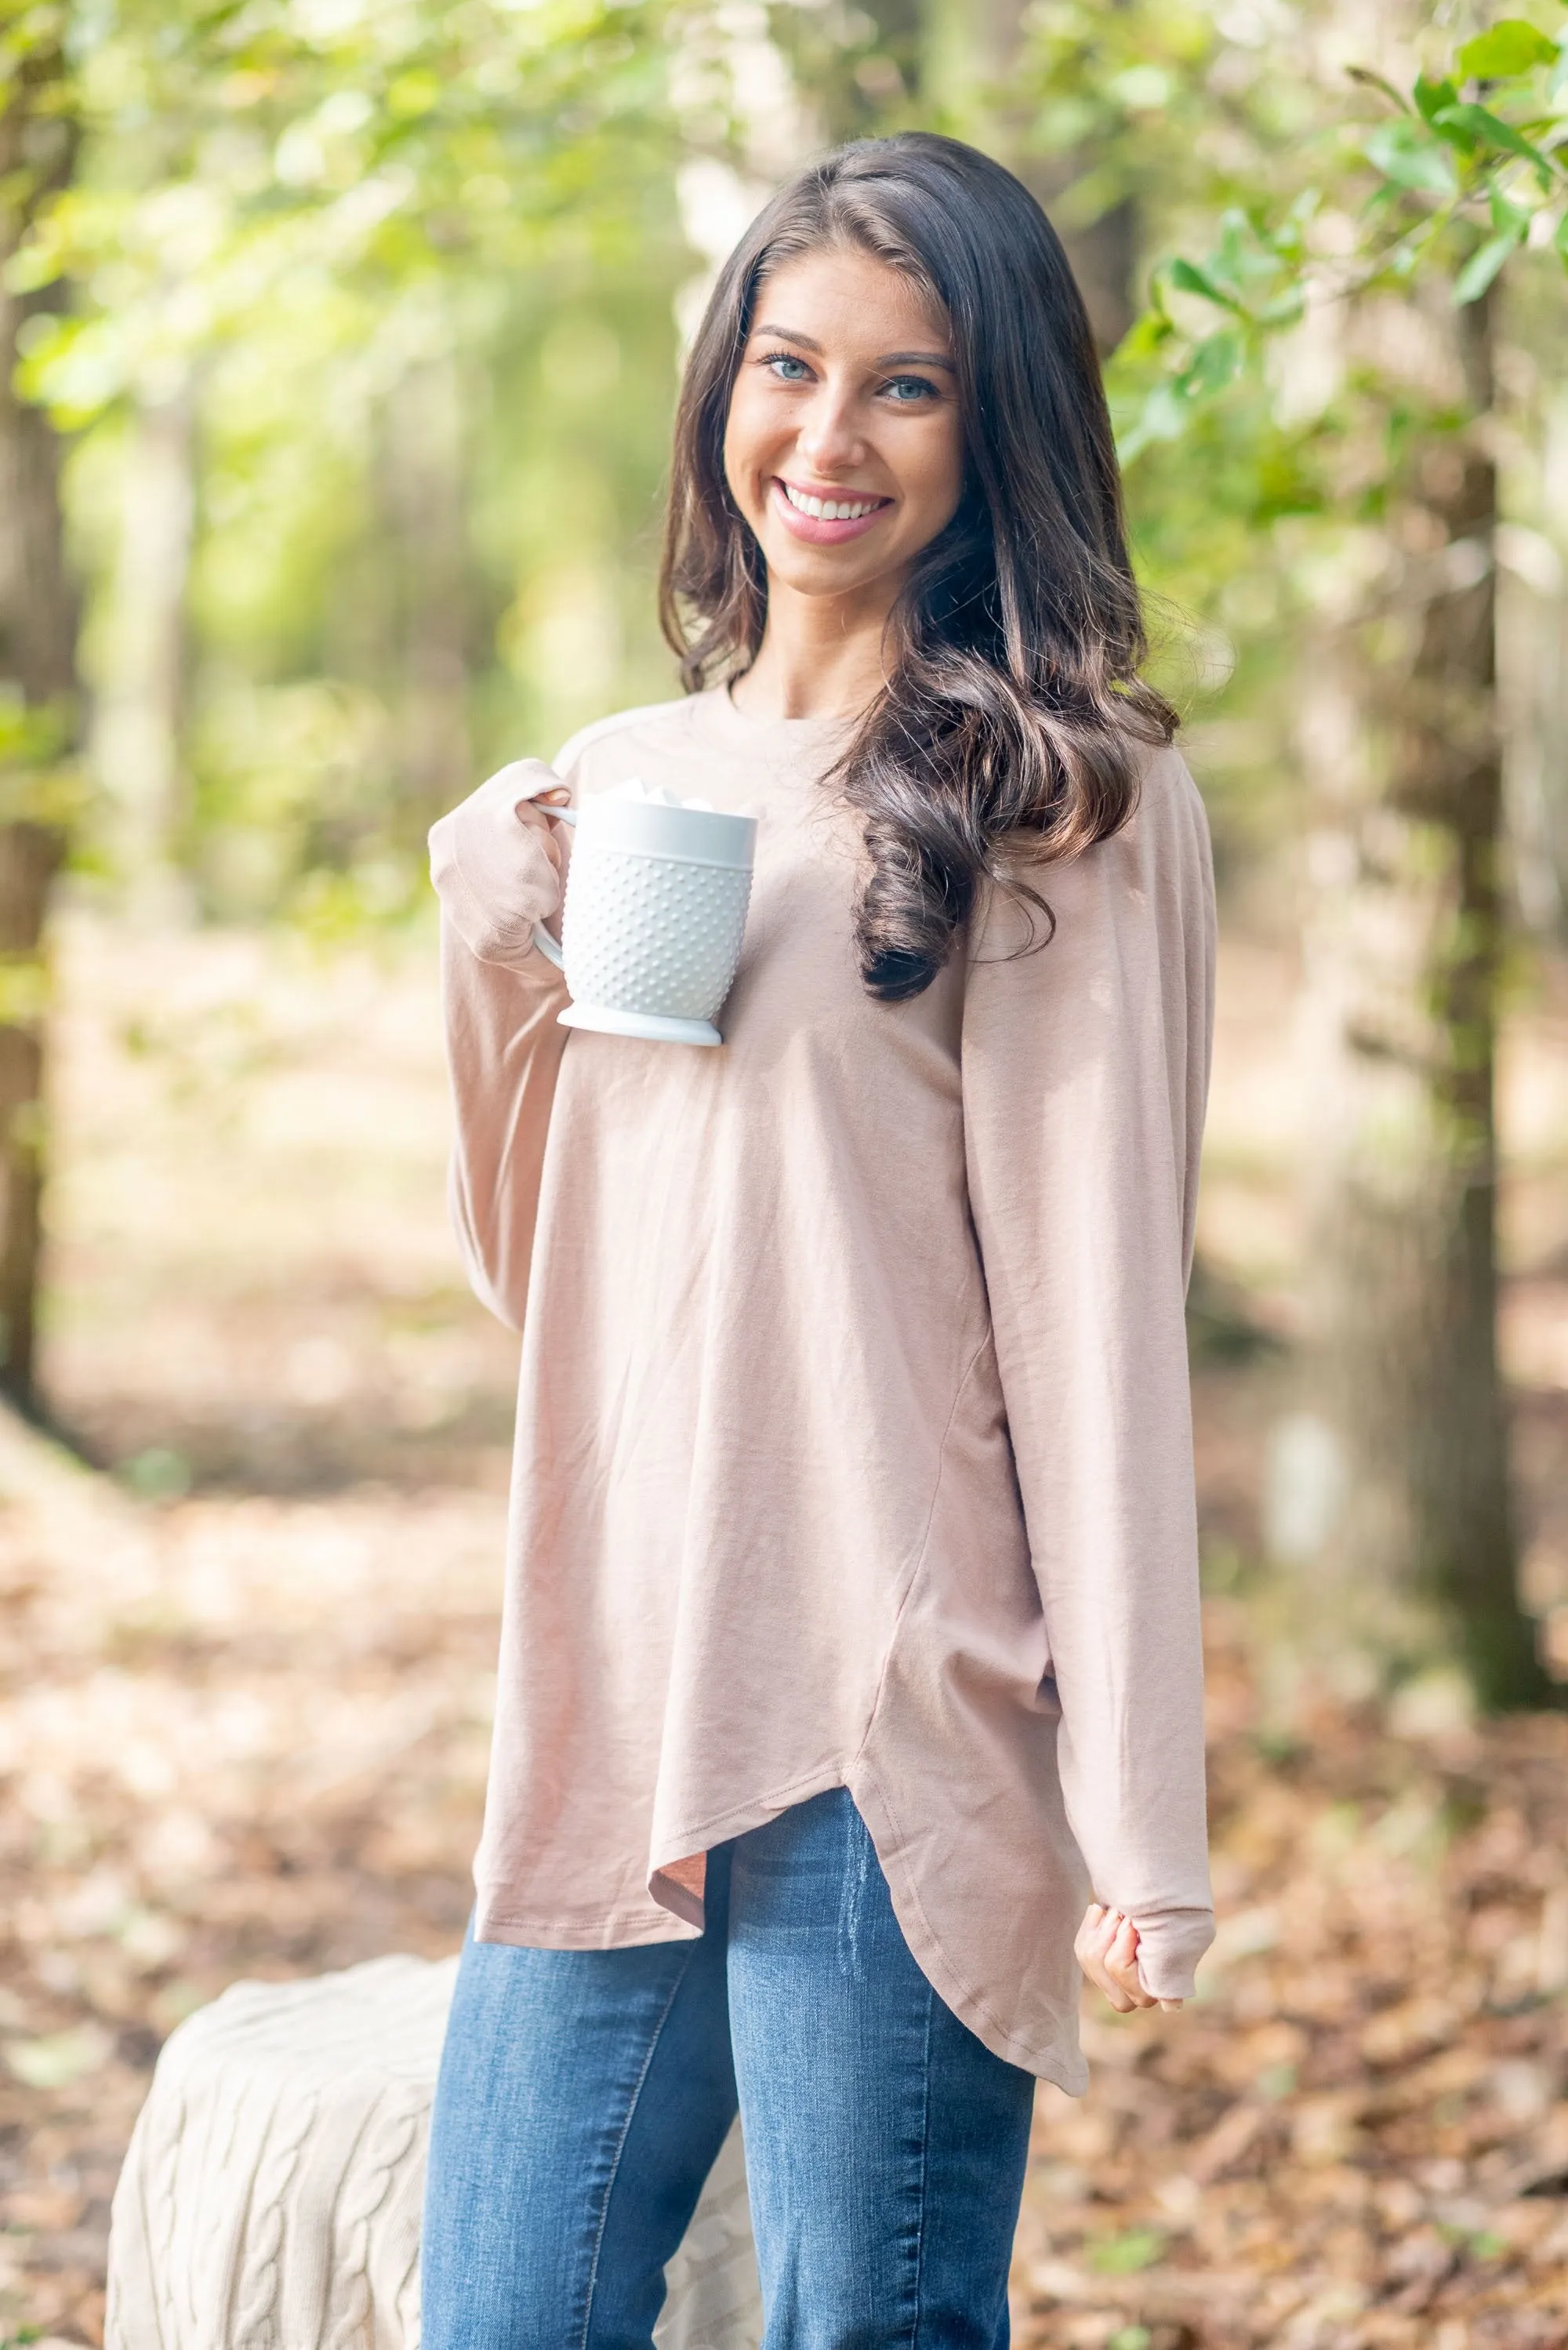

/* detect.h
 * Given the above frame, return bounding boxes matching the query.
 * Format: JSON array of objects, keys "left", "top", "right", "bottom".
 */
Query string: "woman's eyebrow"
[{"left": 750, "top": 321, "right": 956, "bottom": 372}]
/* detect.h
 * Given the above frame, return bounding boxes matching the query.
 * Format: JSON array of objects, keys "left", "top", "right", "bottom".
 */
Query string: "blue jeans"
[{"left": 422, "top": 1789, "right": 1035, "bottom": 2348}]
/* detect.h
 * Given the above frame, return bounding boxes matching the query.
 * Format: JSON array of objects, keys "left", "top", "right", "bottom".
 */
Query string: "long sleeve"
[
  {"left": 960, "top": 746, "right": 1218, "bottom": 1999},
  {"left": 430, "top": 758, "right": 572, "bottom": 1331}
]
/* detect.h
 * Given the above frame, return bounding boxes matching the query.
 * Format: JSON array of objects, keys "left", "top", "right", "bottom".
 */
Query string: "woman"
[{"left": 423, "top": 132, "right": 1215, "bottom": 2349}]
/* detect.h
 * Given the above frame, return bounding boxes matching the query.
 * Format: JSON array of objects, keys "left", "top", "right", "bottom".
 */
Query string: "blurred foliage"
[
  {"left": 2, "top": 0, "right": 1566, "bottom": 928},
  {"left": 986, "top": 0, "right": 1340, "bottom": 868},
  {"left": 6, "top": 0, "right": 726, "bottom": 922},
  {"left": 1009, "top": 5, "right": 1568, "bottom": 884},
  {"left": 1115, "top": 20, "right": 1568, "bottom": 452}
]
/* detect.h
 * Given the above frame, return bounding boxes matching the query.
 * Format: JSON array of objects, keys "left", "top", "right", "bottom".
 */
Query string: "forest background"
[{"left": 4, "top": 0, "right": 1568, "bottom": 2345}]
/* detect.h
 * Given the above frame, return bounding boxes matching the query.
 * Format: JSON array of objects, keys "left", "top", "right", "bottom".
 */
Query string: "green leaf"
[
  {"left": 1114, "top": 307, "right": 1176, "bottom": 362},
  {"left": 1167, "top": 256, "right": 1242, "bottom": 311},
  {"left": 1267, "top": 194, "right": 1316, "bottom": 267},
  {"left": 1136, "top": 383, "right": 1192, "bottom": 439},
  {"left": 1452, "top": 223, "right": 1525, "bottom": 303},
  {"left": 1183, "top": 329, "right": 1243, "bottom": 396},
  {"left": 1364, "top": 119, "right": 1460, "bottom": 195},
  {"left": 387, "top": 71, "right": 440, "bottom": 118},
  {"left": 1414, "top": 75, "right": 1461, "bottom": 128},
  {"left": 1, "top": 239, "right": 62, "bottom": 295},
  {"left": 1256, "top": 287, "right": 1308, "bottom": 328},
  {"left": 1432, "top": 101, "right": 1554, "bottom": 180},
  {"left": 1116, "top": 381, "right": 1190, "bottom": 462},
  {"left": 1457, "top": 20, "right": 1559, "bottom": 78},
  {"left": 1087, "top": 2228, "right": 1167, "bottom": 2276},
  {"left": 4, "top": 2026, "right": 113, "bottom": 2090},
  {"left": 0, "top": 960, "right": 49, "bottom": 1026}
]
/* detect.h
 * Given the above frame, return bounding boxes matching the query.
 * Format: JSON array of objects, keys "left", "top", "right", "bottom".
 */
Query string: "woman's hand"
[
  {"left": 428, "top": 762, "right": 573, "bottom": 965},
  {"left": 1074, "top": 1902, "right": 1185, "bottom": 2015},
  {"left": 529, "top": 785, "right": 572, "bottom": 943}
]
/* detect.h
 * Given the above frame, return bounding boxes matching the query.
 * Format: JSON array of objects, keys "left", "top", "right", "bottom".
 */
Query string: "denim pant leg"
[
  {"left": 728, "top": 1789, "right": 1036, "bottom": 2350},
  {"left": 420, "top": 1880, "right": 739, "bottom": 2350}
]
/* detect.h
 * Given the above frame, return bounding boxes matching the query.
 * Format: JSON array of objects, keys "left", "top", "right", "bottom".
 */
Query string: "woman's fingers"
[
  {"left": 1073, "top": 1901, "right": 1111, "bottom": 1971},
  {"left": 1109, "top": 1914, "right": 1142, "bottom": 1975},
  {"left": 1104, "top": 1915, "right": 1152, "bottom": 2010},
  {"left": 1074, "top": 1905, "right": 1136, "bottom": 2012},
  {"left": 1073, "top": 1902, "right": 1187, "bottom": 2014},
  {"left": 1074, "top": 1903, "right": 1158, "bottom": 2013},
  {"left": 515, "top": 786, "right": 572, "bottom": 872}
]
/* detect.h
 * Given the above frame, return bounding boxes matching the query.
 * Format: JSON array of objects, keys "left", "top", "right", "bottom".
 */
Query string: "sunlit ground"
[{"left": 2, "top": 906, "right": 1567, "bottom": 2347}]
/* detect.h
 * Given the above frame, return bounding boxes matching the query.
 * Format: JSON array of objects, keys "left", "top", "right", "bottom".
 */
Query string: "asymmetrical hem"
[
  {"left": 430, "top": 685, "right": 1218, "bottom": 2087},
  {"left": 847, "top": 1763, "right": 1091, "bottom": 2094}
]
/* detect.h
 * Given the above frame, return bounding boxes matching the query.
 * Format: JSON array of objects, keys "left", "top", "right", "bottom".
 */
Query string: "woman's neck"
[{"left": 728, "top": 577, "right": 897, "bottom": 722}]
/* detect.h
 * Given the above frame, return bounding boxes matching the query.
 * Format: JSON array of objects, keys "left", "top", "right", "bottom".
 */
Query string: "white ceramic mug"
[{"left": 532, "top": 789, "right": 757, "bottom": 1047}]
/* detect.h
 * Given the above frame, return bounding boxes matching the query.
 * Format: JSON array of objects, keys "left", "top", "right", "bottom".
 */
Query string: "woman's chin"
[{"left": 757, "top": 530, "right": 899, "bottom": 599}]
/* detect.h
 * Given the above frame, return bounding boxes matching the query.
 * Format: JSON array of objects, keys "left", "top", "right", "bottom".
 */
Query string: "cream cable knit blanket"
[{"left": 106, "top": 1953, "right": 761, "bottom": 2350}]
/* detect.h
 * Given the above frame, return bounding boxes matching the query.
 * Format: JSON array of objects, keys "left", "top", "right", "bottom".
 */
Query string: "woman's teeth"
[{"left": 782, "top": 483, "right": 884, "bottom": 521}]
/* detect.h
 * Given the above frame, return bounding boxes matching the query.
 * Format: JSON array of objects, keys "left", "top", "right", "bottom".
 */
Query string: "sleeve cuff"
[
  {"left": 428, "top": 761, "right": 565, "bottom": 967},
  {"left": 1131, "top": 1905, "right": 1215, "bottom": 2001}
]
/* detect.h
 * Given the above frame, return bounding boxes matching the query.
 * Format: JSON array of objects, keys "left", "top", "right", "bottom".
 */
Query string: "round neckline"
[{"left": 706, "top": 677, "right": 863, "bottom": 738}]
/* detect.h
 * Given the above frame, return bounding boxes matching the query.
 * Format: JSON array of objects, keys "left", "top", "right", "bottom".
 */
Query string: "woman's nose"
[{"left": 797, "top": 387, "right": 864, "bottom": 473}]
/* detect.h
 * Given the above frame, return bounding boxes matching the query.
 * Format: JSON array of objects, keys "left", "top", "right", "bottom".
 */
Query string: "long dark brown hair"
[{"left": 658, "top": 131, "right": 1176, "bottom": 1001}]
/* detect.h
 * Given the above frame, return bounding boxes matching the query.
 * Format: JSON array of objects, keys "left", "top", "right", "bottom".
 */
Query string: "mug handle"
[{"left": 530, "top": 802, "right": 577, "bottom": 969}]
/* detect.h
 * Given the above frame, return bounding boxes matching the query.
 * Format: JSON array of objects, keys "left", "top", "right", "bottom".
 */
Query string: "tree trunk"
[
  {"left": 1396, "top": 294, "right": 1543, "bottom": 1702},
  {"left": 0, "top": 824, "right": 64, "bottom": 1400},
  {"left": 799, "top": 0, "right": 926, "bottom": 139},
  {"left": 1500, "top": 389, "right": 1568, "bottom": 939},
  {"left": 1295, "top": 285, "right": 1548, "bottom": 1706},
  {"left": 90, "top": 381, "right": 195, "bottom": 913},
  {"left": 0, "top": 39, "right": 78, "bottom": 1413}
]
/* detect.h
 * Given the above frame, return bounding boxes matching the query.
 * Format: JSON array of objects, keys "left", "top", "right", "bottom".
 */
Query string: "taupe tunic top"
[{"left": 430, "top": 685, "right": 1216, "bottom": 2090}]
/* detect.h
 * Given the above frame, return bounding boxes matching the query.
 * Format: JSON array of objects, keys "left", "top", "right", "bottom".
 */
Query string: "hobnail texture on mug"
[{"left": 562, "top": 844, "right": 753, "bottom": 1022}]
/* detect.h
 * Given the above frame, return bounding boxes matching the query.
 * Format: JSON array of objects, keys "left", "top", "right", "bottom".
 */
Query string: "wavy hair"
[{"left": 658, "top": 132, "right": 1176, "bottom": 1001}]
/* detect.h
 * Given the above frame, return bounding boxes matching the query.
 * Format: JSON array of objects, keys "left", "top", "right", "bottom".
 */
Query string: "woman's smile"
[{"left": 771, "top": 475, "right": 894, "bottom": 543}]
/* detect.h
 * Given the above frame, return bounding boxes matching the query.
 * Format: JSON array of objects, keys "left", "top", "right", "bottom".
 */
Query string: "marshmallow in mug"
[
  {"left": 602, "top": 777, "right": 717, "bottom": 813},
  {"left": 532, "top": 775, "right": 758, "bottom": 1047}
]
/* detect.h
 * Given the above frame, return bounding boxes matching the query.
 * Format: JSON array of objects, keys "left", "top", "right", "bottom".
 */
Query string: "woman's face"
[{"left": 722, "top": 244, "right": 965, "bottom": 610}]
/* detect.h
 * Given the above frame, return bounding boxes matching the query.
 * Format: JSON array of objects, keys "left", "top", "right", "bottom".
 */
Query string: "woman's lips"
[{"left": 770, "top": 477, "right": 891, "bottom": 545}]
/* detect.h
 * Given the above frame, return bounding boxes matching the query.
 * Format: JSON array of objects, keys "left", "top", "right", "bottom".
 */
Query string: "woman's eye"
[
  {"left": 883, "top": 375, "right": 937, "bottom": 403},
  {"left": 764, "top": 353, "right": 812, "bottom": 383}
]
